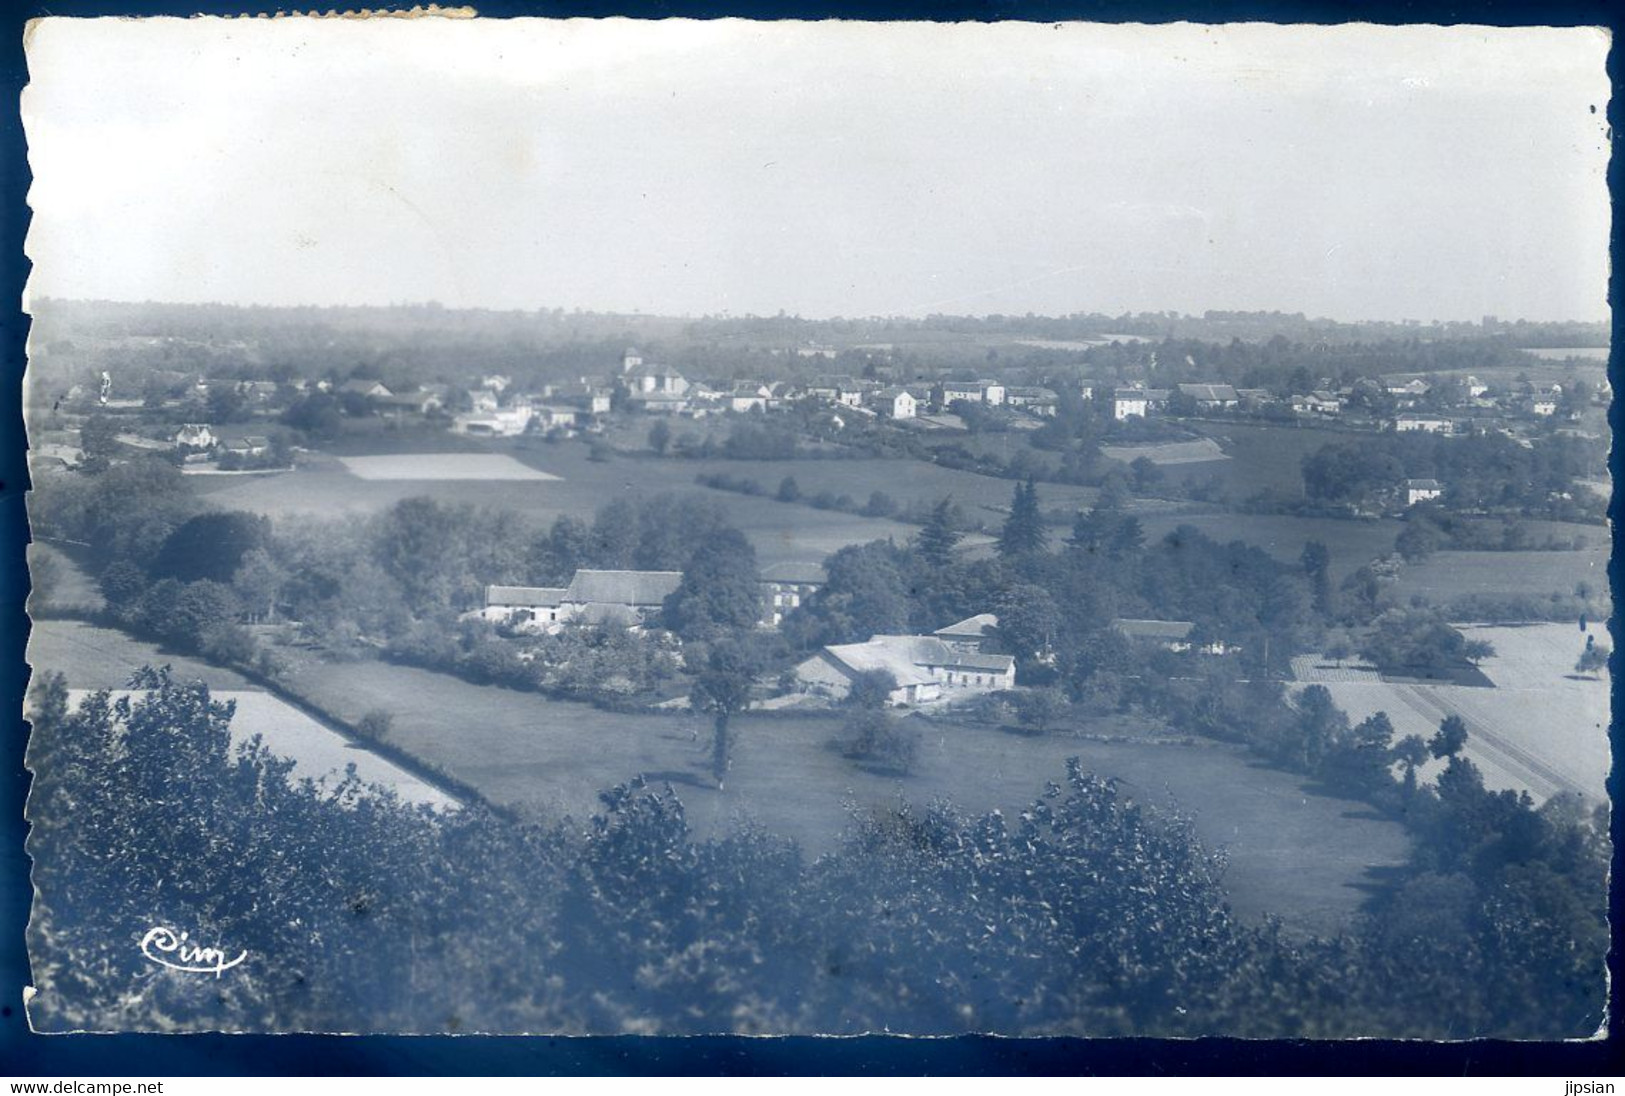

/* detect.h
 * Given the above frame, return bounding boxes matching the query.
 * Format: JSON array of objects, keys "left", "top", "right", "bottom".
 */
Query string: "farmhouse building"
[
  {"left": 794, "top": 634, "right": 1017, "bottom": 706},
  {"left": 626, "top": 365, "right": 690, "bottom": 397},
  {"left": 1113, "top": 387, "right": 1169, "bottom": 420},
  {"left": 1177, "top": 383, "right": 1240, "bottom": 410},
  {"left": 871, "top": 387, "right": 917, "bottom": 419},
  {"left": 932, "top": 613, "right": 999, "bottom": 653},
  {"left": 1108, "top": 617, "right": 1232, "bottom": 655},
  {"left": 1405, "top": 478, "right": 1445, "bottom": 506},
  {"left": 1004, "top": 386, "right": 1060, "bottom": 415},
  {"left": 174, "top": 423, "right": 216, "bottom": 450},
  {"left": 379, "top": 388, "right": 445, "bottom": 416},
  {"left": 452, "top": 404, "right": 534, "bottom": 437},
  {"left": 542, "top": 383, "right": 612, "bottom": 416},
  {"left": 339, "top": 379, "right": 393, "bottom": 400},
  {"left": 476, "top": 585, "right": 569, "bottom": 630},
  {"left": 759, "top": 561, "right": 826, "bottom": 627},
  {"left": 727, "top": 385, "right": 773, "bottom": 413},
  {"left": 221, "top": 435, "right": 270, "bottom": 458},
  {"left": 476, "top": 569, "right": 685, "bottom": 633},
  {"left": 1394, "top": 414, "right": 1452, "bottom": 434},
  {"left": 532, "top": 404, "right": 582, "bottom": 431},
  {"left": 1384, "top": 377, "right": 1431, "bottom": 398},
  {"left": 936, "top": 379, "right": 986, "bottom": 407},
  {"left": 1291, "top": 393, "right": 1343, "bottom": 416}
]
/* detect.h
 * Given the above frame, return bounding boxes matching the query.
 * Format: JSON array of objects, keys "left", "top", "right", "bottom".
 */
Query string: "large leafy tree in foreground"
[{"left": 24, "top": 669, "right": 1605, "bottom": 1038}]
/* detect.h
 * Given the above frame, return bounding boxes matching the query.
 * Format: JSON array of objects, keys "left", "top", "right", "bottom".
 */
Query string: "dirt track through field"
[{"left": 1387, "top": 683, "right": 1577, "bottom": 800}]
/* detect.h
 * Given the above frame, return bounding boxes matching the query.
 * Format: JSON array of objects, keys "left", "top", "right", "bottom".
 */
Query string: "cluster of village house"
[
  {"left": 470, "top": 566, "right": 1230, "bottom": 707},
  {"left": 342, "top": 352, "right": 1601, "bottom": 442},
  {"left": 89, "top": 343, "right": 1598, "bottom": 459}
]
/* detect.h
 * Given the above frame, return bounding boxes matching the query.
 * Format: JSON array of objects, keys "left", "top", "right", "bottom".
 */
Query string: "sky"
[{"left": 21, "top": 18, "right": 1613, "bottom": 322}]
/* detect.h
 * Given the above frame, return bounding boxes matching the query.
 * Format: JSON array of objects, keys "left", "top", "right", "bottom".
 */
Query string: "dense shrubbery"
[{"left": 27, "top": 671, "right": 1605, "bottom": 1037}]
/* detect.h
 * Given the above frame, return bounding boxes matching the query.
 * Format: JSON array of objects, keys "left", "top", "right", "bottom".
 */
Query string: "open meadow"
[
  {"left": 1134, "top": 510, "right": 1402, "bottom": 582},
  {"left": 278, "top": 650, "right": 1412, "bottom": 937},
  {"left": 1160, "top": 419, "right": 1387, "bottom": 501},
  {"left": 1383, "top": 547, "right": 1607, "bottom": 607},
  {"left": 1292, "top": 623, "right": 1609, "bottom": 804}
]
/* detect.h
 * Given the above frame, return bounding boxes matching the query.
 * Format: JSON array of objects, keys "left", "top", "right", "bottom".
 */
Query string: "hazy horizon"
[
  {"left": 22, "top": 293, "right": 1614, "bottom": 330},
  {"left": 23, "top": 19, "right": 1612, "bottom": 324}
]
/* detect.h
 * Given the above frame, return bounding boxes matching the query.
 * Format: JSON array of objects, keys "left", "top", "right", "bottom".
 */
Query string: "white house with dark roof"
[
  {"left": 1404, "top": 478, "right": 1445, "bottom": 506},
  {"left": 1113, "top": 387, "right": 1170, "bottom": 420},
  {"left": 476, "top": 585, "right": 570, "bottom": 631},
  {"left": 174, "top": 423, "right": 216, "bottom": 450},
  {"left": 475, "top": 570, "right": 684, "bottom": 633},
  {"left": 870, "top": 386, "right": 917, "bottom": 419}
]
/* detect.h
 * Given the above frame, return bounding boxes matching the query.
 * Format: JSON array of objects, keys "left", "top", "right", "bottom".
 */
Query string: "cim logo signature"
[{"left": 139, "top": 926, "right": 247, "bottom": 977}]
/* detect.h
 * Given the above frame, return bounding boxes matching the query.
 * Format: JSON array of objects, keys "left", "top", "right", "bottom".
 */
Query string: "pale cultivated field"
[
  {"left": 1293, "top": 623, "right": 1609, "bottom": 804},
  {"left": 1100, "top": 438, "right": 1229, "bottom": 466},
  {"left": 60, "top": 687, "right": 455, "bottom": 810},
  {"left": 31, "top": 616, "right": 454, "bottom": 810},
  {"left": 339, "top": 453, "right": 562, "bottom": 481}
]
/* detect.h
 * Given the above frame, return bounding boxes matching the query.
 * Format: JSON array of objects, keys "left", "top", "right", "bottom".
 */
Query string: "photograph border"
[{"left": 2, "top": 0, "right": 1620, "bottom": 1075}]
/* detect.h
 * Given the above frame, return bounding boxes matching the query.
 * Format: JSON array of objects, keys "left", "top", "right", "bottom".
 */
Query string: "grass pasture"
[
  {"left": 28, "top": 616, "right": 252, "bottom": 691},
  {"left": 1384, "top": 548, "right": 1606, "bottom": 607},
  {"left": 282, "top": 652, "right": 1411, "bottom": 937},
  {"left": 1134, "top": 510, "right": 1402, "bottom": 582},
  {"left": 678, "top": 453, "right": 1099, "bottom": 524},
  {"left": 1179, "top": 420, "right": 1357, "bottom": 500}
]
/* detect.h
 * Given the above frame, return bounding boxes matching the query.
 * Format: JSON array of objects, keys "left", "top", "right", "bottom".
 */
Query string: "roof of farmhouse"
[
  {"left": 565, "top": 570, "right": 684, "bottom": 607},
  {"left": 1110, "top": 618, "right": 1196, "bottom": 641},
  {"left": 486, "top": 585, "right": 568, "bottom": 608},
  {"left": 1178, "top": 383, "right": 1240, "bottom": 401},
  {"left": 933, "top": 613, "right": 999, "bottom": 640},
  {"left": 760, "top": 561, "right": 828, "bottom": 585},
  {"left": 824, "top": 635, "right": 1015, "bottom": 681}
]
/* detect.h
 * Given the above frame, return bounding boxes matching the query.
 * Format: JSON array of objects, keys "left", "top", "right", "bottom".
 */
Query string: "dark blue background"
[{"left": 1, "top": 0, "right": 1620, "bottom": 1075}]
